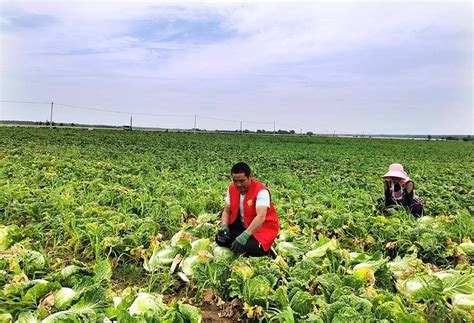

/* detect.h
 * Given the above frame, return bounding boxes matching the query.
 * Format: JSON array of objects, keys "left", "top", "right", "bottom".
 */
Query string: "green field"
[{"left": 1, "top": 127, "right": 473, "bottom": 322}]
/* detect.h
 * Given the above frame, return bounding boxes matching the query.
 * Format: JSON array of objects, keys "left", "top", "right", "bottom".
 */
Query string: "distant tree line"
[{"left": 0, "top": 120, "right": 471, "bottom": 140}]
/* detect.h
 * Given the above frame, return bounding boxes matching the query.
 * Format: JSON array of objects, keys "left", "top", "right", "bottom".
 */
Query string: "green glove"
[
  {"left": 221, "top": 223, "right": 230, "bottom": 235},
  {"left": 231, "top": 231, "right": 250, "bottom": 254},
  {"left": 235, "top": 231, "right": 250, "bottom": 245}
]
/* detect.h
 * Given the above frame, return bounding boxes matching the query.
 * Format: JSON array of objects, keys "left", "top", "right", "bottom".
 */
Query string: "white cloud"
[{"left": 0, "top": 1, "right": 472, "bottom": 134}]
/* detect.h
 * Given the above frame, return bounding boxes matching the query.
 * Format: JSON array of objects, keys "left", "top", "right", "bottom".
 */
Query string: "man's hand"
[
  {"left": 221, "top": 223, "right": 230, "bottom": 235},
  {"left": 230, "top": 231, "right": 250, "bottom": 254},
  {"left": 216, "top": 224, "right": 230, "bottom": 244}
]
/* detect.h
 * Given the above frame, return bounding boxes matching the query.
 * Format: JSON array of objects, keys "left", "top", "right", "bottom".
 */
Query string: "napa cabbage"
[
  {"left": 452, "top": 293, "right": 474, "bottom": 311},
  {"left": 22, "top": 279, "right": 60, "bottom": 305},
  {"left": 242, "top": 275, "right": 273, "bottom": 307},
  {"left": 397, "top": 273, "right": 443, "bottom": 302},
  {"left": 144, "top": 246, "right": 180, "bottom": 272},
  {"left": 16, "top": 310, "right": 40, "bottom": 323},
  {"left": 0, "top": 225, "right": 20, "bottom": 250},
  {"left": 290, "top": 290, "right": 315, "bottom": 318},
  {"left": 171, "top": 230, "right": 194, "bottom": 247},
  {"left": 276, "top": 241, "right": 303, "bottom": 259},
  {"left": 190, "top": 239, "right": 211, "bottom": 255},
  {"left": 213, "top": 245, "right": 234, "bottom": 259},
  {"left": 21, "top": 250, "right": 46, "bottom": 274},
  {"left": 387, "top": 254, "right": 423, "bottom": 279},
  {"left": 176, "top": 302, "right": 202, "bottom": 323},
  {"left": 54, "top": 287, "right": 77, "bottom": 310},
  {"left": 305, "top": 238, "right": 337, "bottom": 258},
  {"left": 128, "top": 292, "right": 167, "bottom": 317},
  {"left": 459, "top": 242, "right": 474, "bottom": 261},
  {"left": 432, "top": 271, "right": 474, "bottom": 295},
  {"left": 417, "top": 216, "right": 436, "bottom": 226},
  {"left": 179, "top": 252, "right": 213, "bottom": 281},
  {"left": 351, "top": 258, "right": 388, "bottom": 285},
  {"left": 58, "top": 265, "right": 93, "bottom": 287},
  {"left": 325, "top": 294, "right": 373, "bottom": 323}
]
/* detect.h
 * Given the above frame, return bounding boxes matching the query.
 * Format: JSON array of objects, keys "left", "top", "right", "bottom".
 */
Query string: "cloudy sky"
[{"left": 0, "top": 0, "right": 472, "bottom": 134}]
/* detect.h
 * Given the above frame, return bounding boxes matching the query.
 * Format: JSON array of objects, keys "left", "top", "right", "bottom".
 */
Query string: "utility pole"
[
  {"left": 240, "top": 121, "right": 242, "bottom": 133},
  {"left": 130, "top": 115, "right": 133, "bottom": 130},
  {"left": 273, "top": 121, "right": 276, "bottom": 136},
  {"left": 300, "top": 128, "right": 302, "bottom": 135},
  {"left": 193, "top": 115, "right": 197, "bottom": 133},
  {"left": 50, "top": 101, "right": 54, "bottom": 128}
]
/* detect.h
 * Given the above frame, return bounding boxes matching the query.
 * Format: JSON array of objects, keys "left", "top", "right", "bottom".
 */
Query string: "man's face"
[{"left": 232, "top": 173, "right": 251, "bottom": 194}]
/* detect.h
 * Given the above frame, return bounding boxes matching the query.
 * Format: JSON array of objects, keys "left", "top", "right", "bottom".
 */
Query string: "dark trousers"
[
  {"left": 383, "top": 197, "right": 424, "bottom": 217},
  {"left": 215, "top": 220, "right": 269, "bottom": 257}
]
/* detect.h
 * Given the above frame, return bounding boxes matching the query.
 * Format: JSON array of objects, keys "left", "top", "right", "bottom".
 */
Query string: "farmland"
[{"left": 0, "top": 127, "right": 473, "bottom": 322}]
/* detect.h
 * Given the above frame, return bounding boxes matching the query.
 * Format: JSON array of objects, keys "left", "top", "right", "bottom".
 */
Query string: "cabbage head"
[
  {"left": 374, "top": 300, "right": 407, "bottom": 321},
  {"left": 290, "top": 290, "right": 315, "bottom": 318},
  {"left": 242, "top": 275, "right": 273, "bottom": 307},
  {"left": 459, "top": 242, "right": 474, "bottom": 261},
  {"left": 352, "top": 258, "right": 388, "bottom": 285},
  {"left": 452, "top": 293, "right": 474, "bottom": 312},
  {"left": 397, "top": 273, "right": 443, "bottom": 302},
  {"left": 325, "top": 294, "right": 373, "bottom": 323},
  {"left": 171, "top": 230, "right": 194, "bottom": 247},
  {"left": 16, "top": 311, "right": 40, "bottom": 323},
  {"left": 54, "top": 287, "right": 77, "bottom": 310},
  {"left": 163, "top": 302, "right": 202, "bottom": 323},
  {"left": 144, "top": 246, "right": 180, "bottom": 272},
  {"left": 0, "top": 225, "right": 20, "bottom": 250},
  {"left": 21, "top": 250, "right": 46, "bottom": 274},
  {"left": 213, "top": 246, "right": 234, "bottom": 260},
  {"left": 177, "top": 302, "right": 202, "bottom": 323},
  {"left": 128, "top": 292, "right": 167, "bottom": 318},
  {"left": 190, "top": 239, "right": 211, "bottom": 255},
  {"left": 58, "top": 265, "right": 93, "bottom": 287},
  {"left": 305, "top": 238, "right": 337, "bottom": 258},
  {"left": 182, "top": 253, "right": 212, "bottom": 275},
  {"left": 387, "top": 254, "right": 423, "bottom": 279},
  {"left": 276, "top": 241, "right": 302, "bottom": 259}
]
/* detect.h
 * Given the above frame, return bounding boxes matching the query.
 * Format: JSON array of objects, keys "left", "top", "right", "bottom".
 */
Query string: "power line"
[
  {"left": 1, "top": 100, "right": 306, "bottom": 132},
  {"left": 56, "top": 103, "right": 192, "bottom": 118},
  {"left": 0, "top": 100, "right": 51, "bottom": 104},
  {"left": 55, "top": 103, "right": 130, "bottom": 115}
]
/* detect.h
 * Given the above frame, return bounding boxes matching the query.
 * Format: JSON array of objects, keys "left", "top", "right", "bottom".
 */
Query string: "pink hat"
[{"left": 383, "top": 163, "right": 409, "bottom": 180}]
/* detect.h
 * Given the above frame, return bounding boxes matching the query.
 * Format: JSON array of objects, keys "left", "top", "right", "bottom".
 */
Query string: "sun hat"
[{"left": 383, "top": 163, "right": 409, "bottom": 180}]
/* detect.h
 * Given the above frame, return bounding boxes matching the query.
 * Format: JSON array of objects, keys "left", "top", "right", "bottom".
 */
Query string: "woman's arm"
[
  {"left": 403, "top": 181, "right": 414, "bottom": 206},
  {"left": 384, "top": 180, "right": 395, "bottom": 206}
]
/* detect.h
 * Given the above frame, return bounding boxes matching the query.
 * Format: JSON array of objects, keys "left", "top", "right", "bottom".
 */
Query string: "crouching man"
[{"left": 215, "top": 162, "right": 278, "bottom": 257}]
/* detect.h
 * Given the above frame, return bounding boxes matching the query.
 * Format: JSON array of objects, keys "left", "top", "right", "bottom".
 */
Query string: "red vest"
[{"left": 228, "top": 178, "right": 279, "bottom": 251}]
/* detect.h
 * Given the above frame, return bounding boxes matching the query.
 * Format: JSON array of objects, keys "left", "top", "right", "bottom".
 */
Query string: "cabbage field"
[{"left": 0, "top": 127, "right": 473, "bottom": 322}]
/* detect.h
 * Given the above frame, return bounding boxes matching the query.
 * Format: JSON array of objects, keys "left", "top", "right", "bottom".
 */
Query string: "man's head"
[{"left": 231, "top": 162, "right": 252, "bottom": 194}]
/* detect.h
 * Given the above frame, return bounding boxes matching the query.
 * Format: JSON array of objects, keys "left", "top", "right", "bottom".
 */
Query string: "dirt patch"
[
  {"left": 200, "top": 292, "right": 244, "bottom": 322},
  {"left": 202, "top": 308, "right": 235, "bottom": 322}
]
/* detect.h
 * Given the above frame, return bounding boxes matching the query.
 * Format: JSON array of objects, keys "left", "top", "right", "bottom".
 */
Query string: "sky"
[{"left": 0, "top": 0, "right": 472, "bottom": 134}]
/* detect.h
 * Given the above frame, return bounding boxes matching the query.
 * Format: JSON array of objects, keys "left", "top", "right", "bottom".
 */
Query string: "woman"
[{"left": 383, "top": 163, "right": 424, "bottom": 217}]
